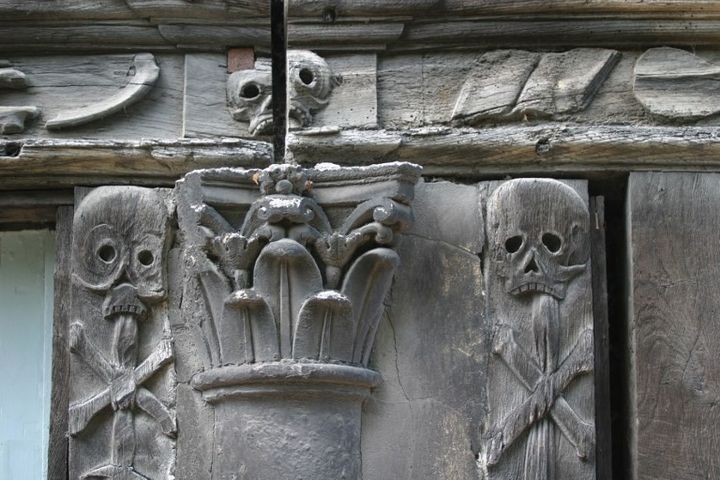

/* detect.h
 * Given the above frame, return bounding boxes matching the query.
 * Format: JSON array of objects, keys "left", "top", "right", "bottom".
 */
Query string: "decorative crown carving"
[{"left": 177, "top": 162, "right": 420, "bottom": 369}]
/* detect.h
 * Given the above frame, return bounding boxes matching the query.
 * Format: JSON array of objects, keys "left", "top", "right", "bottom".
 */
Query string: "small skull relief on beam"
[
  {"left": 227, "top": 50, "right": 340, "bottom": 136},
  {"left": 485, "top": 179, "right": 595, "bottom": 480},
  {"left": 69, "top": 187, "right": 175, "bottom": 480}
]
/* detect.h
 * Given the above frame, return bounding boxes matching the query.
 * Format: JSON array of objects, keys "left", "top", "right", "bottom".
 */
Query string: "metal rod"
[{"left": 270, "top": 0, "right": 287, "bottom": 164}]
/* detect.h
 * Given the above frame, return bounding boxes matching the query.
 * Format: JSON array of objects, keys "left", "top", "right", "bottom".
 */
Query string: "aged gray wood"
[
  {"left": 450, "top": 49, "right": 619, "bottom": 123},
  {"left": 288, "top": 126, "right": 720, "bottom": 176},
  {"left": 0, "top": 191, "right": 72, "bottom": 229},
  {"left": 0, "top": 106, "right": 39, "bottom": 134},
  {"left": 68, "top": 186, "right": 176, "bottom": 480},
  {"left": 634, "top": 47, "right": 720, "bottom": 120},
  {"left": 0, "top": 138, "right": 272, "bottom": 190},
  {"left": 629, "top": 172, "right": 720, "bottom": 480},
  {"left": 46, "top": 53, "right": 160, "bottom": 130},
  {"left": 1, "top": 54, "right": 184, "bottom": 139},
  {"left": 47, "top": 206, "right": 73, "bottom": 480},
  {"left": 183, "top": 53, "right": 255, "bottom": 139},
  {"left": 483, "top": 179, "right": 595, "bottom": 480}
]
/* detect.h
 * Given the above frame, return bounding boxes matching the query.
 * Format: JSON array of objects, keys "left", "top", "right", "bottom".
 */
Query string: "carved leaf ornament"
[{"left": 178, "top": 163, "right": 420, "bottom": 368}]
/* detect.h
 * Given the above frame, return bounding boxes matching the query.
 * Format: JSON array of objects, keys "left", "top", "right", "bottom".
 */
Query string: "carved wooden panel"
[
  {"left": 483, "top": 179, "right": 596, "bottom": 480},
  {"left": 64, "top": 171, "right": 606, "bottom": 479},
  {"left": 68, "top": 187, "right": 176, "bottom": 480},
  {"left": 364, "top": 178, "right": 600, "bottom": 480},
  {"left": 629, "top": 172, "right": 720, "bottom": 480}
]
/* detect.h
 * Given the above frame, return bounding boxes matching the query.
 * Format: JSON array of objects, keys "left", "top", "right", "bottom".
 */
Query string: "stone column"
[{"left": 176, "top": 162, "right": 420, "bottom": 479}]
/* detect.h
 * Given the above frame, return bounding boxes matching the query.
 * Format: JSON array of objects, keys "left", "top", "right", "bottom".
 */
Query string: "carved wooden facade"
[{"left": 3, "top": 1, "right": 720, "bottom": 479}]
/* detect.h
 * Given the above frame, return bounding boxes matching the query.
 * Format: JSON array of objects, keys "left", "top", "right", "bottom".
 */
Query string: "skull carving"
[
  {"left": 72, "top": 186, "right": 170, "bottom": 302},
  {"left": 227, "top": 64, "right": 273, "bottom": 136},
  {"left": 287, "top": 50, "right": 339, "bottom": 129},
  {"left": 487, "top": 179, "right": 590, "bottom": 299},
  {"left": 227, "top": 50, "right": 338, "bottom": 136}
]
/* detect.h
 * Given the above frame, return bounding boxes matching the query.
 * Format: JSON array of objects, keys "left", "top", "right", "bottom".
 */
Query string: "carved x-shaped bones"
[
  {"left": 68, "top": 323, "right": 175, "bottom": 437},
  {"left": 487, "top": 327, "right": 594, "bottom": 466}
]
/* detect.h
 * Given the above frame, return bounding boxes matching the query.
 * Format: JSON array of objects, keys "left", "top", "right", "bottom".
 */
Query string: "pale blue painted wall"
[{"left": 0, "top": 230, "right": 55, "bottom": 480}]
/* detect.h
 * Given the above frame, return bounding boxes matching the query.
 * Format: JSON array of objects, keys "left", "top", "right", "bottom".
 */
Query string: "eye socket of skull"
[
  {"left": 129, "top": 233, "right": 165, "bottom": 297},
  {"left": 78, "top": 223, "right": 124, "bottom": 290},
  {"left": 504, "top": 235, "right": 524, "bottom": 254},
  {"left": 227, "top": 70, "right": 272, "bottom": 120},
  {"left": 288, "top": 51, "right": 334, "bottom": 99},
  {"left": 540, "top": 231, "right": 563, "bottom": 254}
]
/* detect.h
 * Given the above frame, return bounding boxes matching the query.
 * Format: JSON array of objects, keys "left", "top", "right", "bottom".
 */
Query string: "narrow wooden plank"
[
  {"left": 590, "top": 196, "right": 612, "bottom": 480},
  {"left": 629, "top": 172, "right": 720, "bottom": 480},
  {"left": 47, "top": 206, "right": 73, "bottom": 480}
]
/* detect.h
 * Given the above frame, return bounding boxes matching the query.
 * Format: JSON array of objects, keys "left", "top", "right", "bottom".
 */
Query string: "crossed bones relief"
[
  {"left": 69, "top": 187, "right": 176, "bottom": 479},
  {"left": 487, "top": 304, "right": 595, "bottom": 469},
  {"left": 485, "top": 178, "right": 595, "bottom": 480},
  {"left": 69, "top": 284, "right": 175, "bottom": 479}
]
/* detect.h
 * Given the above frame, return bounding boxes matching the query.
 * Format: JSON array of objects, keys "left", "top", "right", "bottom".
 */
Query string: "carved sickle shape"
[{"left": 46, "top": 53, "right": 159, "bottom": 130}]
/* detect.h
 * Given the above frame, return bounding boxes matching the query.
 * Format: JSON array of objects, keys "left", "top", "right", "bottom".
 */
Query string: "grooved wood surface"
[{"left": 629, "top": 172, "right": 720, "bottom": 480}]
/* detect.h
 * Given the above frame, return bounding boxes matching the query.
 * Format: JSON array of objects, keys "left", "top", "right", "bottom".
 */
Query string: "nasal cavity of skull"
[
  {"left": 541, "top": 232, "right": 562, "bottom": 253},
  {"left": 240, "top": 82, "right": 261, "bottom": 99},
  {"left": 504, "top": 235, "right": 523, "bottom": 254},
  {"left": 137, "top": 250, "right": 154, "bottom": 267},
  {"left": 299, "top": 68, "right": 314, "bottom": 85},
  {"left": 524, "top": 257, "right": 539, "bottom": 273},
  {"left": 97, "top": 244, "right": 116, "bottom": 263}
]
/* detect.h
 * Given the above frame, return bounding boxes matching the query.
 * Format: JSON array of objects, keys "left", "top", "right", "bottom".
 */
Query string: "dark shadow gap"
[
  {"left": 270, "top": 0, "right": 287, "bottom": 164},
  {"left": 588, "top": 173, "right": 631, "bottom": 480}
]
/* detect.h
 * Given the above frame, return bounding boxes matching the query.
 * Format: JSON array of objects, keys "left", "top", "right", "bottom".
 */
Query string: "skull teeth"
[{"left": 510, "top": 282, "right": 554, "bottom": 295}]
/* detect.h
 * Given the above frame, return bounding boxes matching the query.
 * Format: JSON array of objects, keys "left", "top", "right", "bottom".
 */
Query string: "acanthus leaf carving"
[
  {"left": 177, "top": 162, "right": 419, "bottom": 480},
  {"left": 178, "top": 162, "right": 420, "bottom": 370}
]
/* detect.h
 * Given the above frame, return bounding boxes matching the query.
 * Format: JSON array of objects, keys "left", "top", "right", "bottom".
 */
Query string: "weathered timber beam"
[
  {"left": 288, "top": 126, "right": 720, "bottom": 176},
  {"left": 400, "top": 19, "right": 720, "bottom": 49},
  {"left": 0, "top": 138, "right": 272, "bottom": 190}
]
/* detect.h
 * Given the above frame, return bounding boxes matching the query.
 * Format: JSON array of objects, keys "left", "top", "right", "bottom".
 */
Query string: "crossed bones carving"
[
  {"left": 487, "top": 320, "right": 594, "bottom": 469},
  {"left": 69, "top": 291, "right": 175, "bottom": 480}
]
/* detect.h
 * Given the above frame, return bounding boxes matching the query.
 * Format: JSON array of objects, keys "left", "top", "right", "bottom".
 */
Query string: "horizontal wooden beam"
[
  {"left": 0, "top": 138, "right": 272, "bottom": 190},
  {"left": 288, "top": 126, "right": 720, "bottom": 176}
]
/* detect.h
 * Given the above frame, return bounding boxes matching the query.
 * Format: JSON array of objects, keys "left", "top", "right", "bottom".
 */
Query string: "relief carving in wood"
[
  {"left": 69, "top": 186, "right": 176, "bottom": 480},
  {"left": 0, "top": 59, "right": 39, "bottom": 134},
  {"left": 227, "top": 50, "right": 340, "bottom": 135},
  {"left": 633, "top": 47, "right": 720, "bottom": 121},
  {"left": 46, "top": 53, "right": 160, "bottom": 130},
  {"left": 451, "top": 48, "right": 619, "bottom": 124},
  {"left": 175, "top": 162, "right": 420, "bottom": 479},
  {"left": 482, "top": 179, "right": 595, "bottom": 480}
]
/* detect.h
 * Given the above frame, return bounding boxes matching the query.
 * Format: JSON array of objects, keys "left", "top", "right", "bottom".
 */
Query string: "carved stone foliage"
[
  {"left": 227, "top": 50, "right": 340, "bottom": 135},
  {"left": 69, "top": 186, "right": 176, "bottom": 480},
  {"left": 483, "top": 179, "right": 595, "bottom": 480},
  {"left": 175, "top": 162, "right": 420, "bottom": 479},
  {"left": 633, "top": 47, "right": 720, "bottom": 121},
  {"left": 451, "top": 48, "right": 619, "bottom": 124},
  {"left": 0, "top": 60, "right": 39, "bottom": 133}
]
